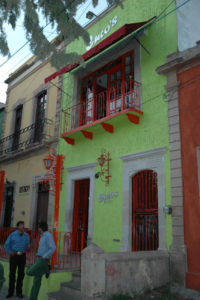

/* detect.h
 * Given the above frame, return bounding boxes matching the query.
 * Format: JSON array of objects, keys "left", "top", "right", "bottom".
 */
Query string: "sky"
[{"left": 0, "top": 0, "right": 108, "bottom": 103}]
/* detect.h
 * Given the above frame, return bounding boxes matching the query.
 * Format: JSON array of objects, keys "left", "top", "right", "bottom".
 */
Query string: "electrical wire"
[
  {"left": 0, "top": 0, "right": 78, "bottom": 68},
  {"left": 0, "top": 28, "right": 58, "bottom": 83},
  {"left": 2, "top": 0, "right": 94, "bottom": 113},
  {"left": 47, "top": 0, "right": 192, "bottom": 108},
  {"left": 1, "top": 0, "right": 193, "bottom": 116},
  {"left": 0, "top": 0, "right": 92, "bottom": 85}
]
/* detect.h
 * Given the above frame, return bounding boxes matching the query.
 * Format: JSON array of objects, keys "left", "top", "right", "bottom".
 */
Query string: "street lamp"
[{"left": 43, "top": 153, "right": 54, "bottom": 170}]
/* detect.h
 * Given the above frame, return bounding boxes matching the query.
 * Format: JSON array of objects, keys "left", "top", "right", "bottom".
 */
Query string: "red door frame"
[
  {"left": 72, "top": 179, "right": 90, "bottom": 252},
  {"left": 51, "top": 155, "right": 64, "bottom": 268}
]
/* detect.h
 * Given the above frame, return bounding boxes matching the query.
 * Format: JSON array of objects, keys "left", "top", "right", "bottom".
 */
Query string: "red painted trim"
[
  {"left": 61, "top": 108, "right": 143, "bottom": 137},
  {"left": 44, "top": 19, "right": 153, "bottom": 84},
  {"left": 126, "top": 113, "right": 140, "bottom": 124},
  {"left": 0, "top": 170, "right": 5, "bottom": 220},
  {"left": 101, "top": 122, "right": 114, "bottom": 133},
  {"left": 72, "top": 179, "right": 90, "bottom": 251},
  {"left": 52, "top": 155, "right": 63, "bottom": 267},
  {"left": 63, "top": 137, "right": 75, "bottom": 145},
  {"left": 81, "top": 130, "right": 93, "bottom": 140}
]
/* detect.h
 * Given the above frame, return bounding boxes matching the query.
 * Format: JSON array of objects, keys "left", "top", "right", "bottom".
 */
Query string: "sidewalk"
[{"left": 0, "top": 286, "right": 29, "bottom": 300}]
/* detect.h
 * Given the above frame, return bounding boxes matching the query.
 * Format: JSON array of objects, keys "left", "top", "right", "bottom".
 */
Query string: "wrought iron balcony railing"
[
  {"left": 0, "top": 118, "right": 53, "bottom": 157},
  {"left": 62, "top": 79, "right": 141, "bottom": 134}
]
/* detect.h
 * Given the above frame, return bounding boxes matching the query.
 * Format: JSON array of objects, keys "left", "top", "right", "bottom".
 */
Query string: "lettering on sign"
[
  {"left": 19, "top": 185, "right": 30, "bottom": 193},
  {"left": 98, "top": 191, "right": 118, "bottom": 203},
  {"left": 86, "top": 16, "right": 118, "bottom": 51}
]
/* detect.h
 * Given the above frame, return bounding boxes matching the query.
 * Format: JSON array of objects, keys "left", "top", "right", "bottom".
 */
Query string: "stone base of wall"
[
  {"left": 81, "top": 244, "right": 170, "bottom": 299},
  {"left": 169, "top": 245, "right": 187, "bottom": 286}
]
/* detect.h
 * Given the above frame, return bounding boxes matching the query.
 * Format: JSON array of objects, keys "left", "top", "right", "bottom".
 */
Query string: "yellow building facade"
[{"left": 0, "top": 49, "right": 63, "bottom": 229}]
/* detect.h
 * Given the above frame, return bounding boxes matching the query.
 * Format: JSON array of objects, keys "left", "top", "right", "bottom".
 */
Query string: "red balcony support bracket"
[
  {"left": 101, "top": 122, "right": 114, "bottom": 134},
  {"left": 126, "top": 113, "right": 140, "bottom": 124},
  {"left": 63, "top": 137, "right": 75, "bottom": 145},
  {"left": 81, "top": 130, "right": 93, "bottom": 140}
]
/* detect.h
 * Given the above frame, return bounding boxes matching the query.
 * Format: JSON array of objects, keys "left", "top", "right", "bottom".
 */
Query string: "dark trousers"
[
  {"left": 27, "top": 257, "right": 49, "bottom": 300},
  {"left": 8, "top": 254, "right": 26, "bottom": 295}
]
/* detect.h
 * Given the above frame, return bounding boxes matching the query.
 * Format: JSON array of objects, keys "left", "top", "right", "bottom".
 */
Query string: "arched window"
[{"left": 132, "top": 169, "right": 158, "bottom": 251}]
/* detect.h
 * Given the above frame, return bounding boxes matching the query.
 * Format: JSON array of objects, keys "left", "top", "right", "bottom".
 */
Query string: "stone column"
[
  {"left": 81, "top": 244, "right": 106, "bottom": 300},
  {"left": 157, "top": 55, "right": 188, "bottom": 285},
  {"left": 163, "top": 64, "right": 187, "bottom": 285}
]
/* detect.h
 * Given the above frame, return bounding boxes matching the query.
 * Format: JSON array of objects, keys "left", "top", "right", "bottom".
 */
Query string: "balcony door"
[
  {"left": 108, "top": 65, "right": 123, "bottom": 114},
  {"left": 34, "top": 91, "right": 47, "bottom": 143},
  {"left": 95, "top": 73, "right": 108, "bottom": 120},
  {"left": 80, "top": 50, "right": 134, "bottom": 124},
  {"left": 12, "top": 105, "right": 23, "bottom": 150},
  {"left": 72, "top": 179, "right": 90, "bottom": 252}
]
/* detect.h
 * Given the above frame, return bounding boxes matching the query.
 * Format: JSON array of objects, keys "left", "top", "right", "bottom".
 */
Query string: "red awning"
[{"left": 44, "top": 19, "right": 152, "bottom": 84}]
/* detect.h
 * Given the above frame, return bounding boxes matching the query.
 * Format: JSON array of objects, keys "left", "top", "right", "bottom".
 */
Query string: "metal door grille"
[{"left": 132, "top": 170, "right": 158, "bottom": 251}]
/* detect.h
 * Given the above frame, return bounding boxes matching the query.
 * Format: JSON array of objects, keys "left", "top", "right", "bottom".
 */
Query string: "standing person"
[
  {"left": 27, "top": 222, "right": 56, "bottom": 300},
  {"left": 4, "top": 221, "right": 30, "bottom": 298}
]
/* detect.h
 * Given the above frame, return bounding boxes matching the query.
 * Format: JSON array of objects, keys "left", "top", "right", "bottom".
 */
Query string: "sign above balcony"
[
  {"left": 86, "top": 16, "right": 118, "bottom": 51},
  {"left": 44, "top": 18, "right": 154, "bottom": 84}
]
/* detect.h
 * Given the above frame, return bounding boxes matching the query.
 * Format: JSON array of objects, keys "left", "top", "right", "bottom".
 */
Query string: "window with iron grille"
[
  {"left": 132, "top": 170, "right": 158, "bottom": 251},
  {"left": 34, "top": 91, "right": 47, "bottom": 143}
]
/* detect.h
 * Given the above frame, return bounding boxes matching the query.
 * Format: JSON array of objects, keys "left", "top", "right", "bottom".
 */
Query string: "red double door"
[{"left": 72, "top": 179, "right": 90, "bottom": 252}]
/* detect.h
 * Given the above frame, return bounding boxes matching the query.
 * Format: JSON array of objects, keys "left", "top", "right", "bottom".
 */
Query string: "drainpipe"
[{"left": 52, "top": 155, "right": 64, "bottom": 268}]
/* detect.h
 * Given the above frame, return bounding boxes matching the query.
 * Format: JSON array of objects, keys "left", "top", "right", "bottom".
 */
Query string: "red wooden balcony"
[{"left": 62, "top": 79, "right": 143, "bottom": 144}]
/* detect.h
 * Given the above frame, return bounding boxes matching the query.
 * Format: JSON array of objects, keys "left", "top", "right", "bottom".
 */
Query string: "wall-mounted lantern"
[
  {"left": 40, "top": 148, "right": 64, "bottom": 194},
  {"left": 97, "top": 149, "right": 112, "bottom": 185},
  {"left": 43, "top": 149, "right": 56, "bottom": 170}
]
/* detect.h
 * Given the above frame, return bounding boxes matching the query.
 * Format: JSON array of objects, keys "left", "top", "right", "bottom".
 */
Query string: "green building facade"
[{"left": 54, "top": 0, "right": 177, "bottom": 254}]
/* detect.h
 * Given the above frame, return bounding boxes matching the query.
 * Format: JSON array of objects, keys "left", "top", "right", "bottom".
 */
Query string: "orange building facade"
[
  {"left": 158, "top": 42, "right": 200, "bottom": 291},
  {"left": 178, "top": 60, "right": 200, "bottom": 291}
]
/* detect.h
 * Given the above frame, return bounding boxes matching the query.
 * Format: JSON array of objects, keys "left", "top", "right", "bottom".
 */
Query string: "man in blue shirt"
[
  {"left": 27, "top": 222, "right": 56, "bottom": 300},
  {"left": 4, "top": 221, "right": 30, "bottom": 298}
]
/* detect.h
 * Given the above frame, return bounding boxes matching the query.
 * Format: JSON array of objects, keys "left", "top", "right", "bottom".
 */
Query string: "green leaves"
[
  {"left": 92, "top": 0, "right": 99, "bottom": 8},
  {"left": 0, "top": 33, "right": 10, "bottom": 56},
  {"left": 0, "top": 0, "right": 121, "bottom": 69}
]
